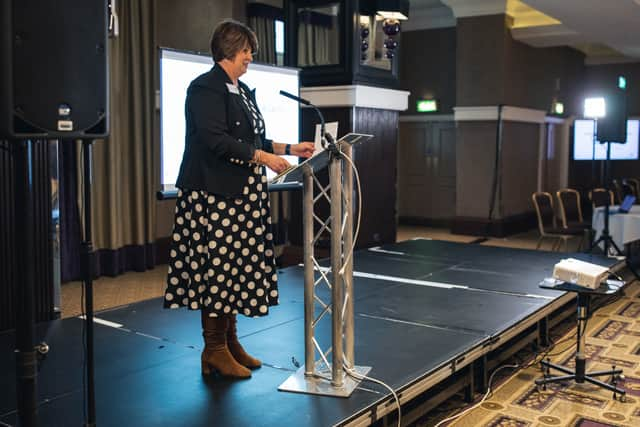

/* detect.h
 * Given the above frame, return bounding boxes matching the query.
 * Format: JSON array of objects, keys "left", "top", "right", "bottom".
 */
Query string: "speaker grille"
[{"left": 3, "top": 0, "right": 108, "bottom": 138}]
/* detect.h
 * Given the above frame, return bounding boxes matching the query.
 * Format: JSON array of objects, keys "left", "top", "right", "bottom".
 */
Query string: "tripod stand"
[
  {"left": 588, "top": 138, "right": 640, "bottom": 279},
  {"left": 589, "top": 140, "right": 621, "bottom": 256}
]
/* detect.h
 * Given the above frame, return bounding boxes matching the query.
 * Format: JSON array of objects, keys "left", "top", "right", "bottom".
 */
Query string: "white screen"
[
  {"left": 160, "top": 49, "right": 300, "bottom": 188},
  {"left": 573, "top": 119, "right": 639, "bottom": 160}
]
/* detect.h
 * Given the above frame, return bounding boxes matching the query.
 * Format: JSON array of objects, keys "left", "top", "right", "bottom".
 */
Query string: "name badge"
[{"left": 226, "top": 83, "right": 239, "bottom": 95}]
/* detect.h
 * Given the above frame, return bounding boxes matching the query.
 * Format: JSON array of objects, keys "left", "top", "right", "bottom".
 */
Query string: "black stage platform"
[{"left": 0, "top": 239, "right": 629, "bottom": 427}]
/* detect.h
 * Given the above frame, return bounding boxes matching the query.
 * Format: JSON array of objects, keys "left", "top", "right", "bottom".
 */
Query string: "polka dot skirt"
[{"left": 163, "top": 165, "right": 279, "bottom": 317}]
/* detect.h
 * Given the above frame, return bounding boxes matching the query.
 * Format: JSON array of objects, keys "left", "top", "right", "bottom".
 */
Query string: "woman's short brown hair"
[{"left": 210, "top": 19, "right": 258, "bottom": 62}]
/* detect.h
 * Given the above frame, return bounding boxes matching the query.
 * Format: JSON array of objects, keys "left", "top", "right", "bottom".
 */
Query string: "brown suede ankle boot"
[
  {"left": 227, "top": 314, "right": 262, "bottom": 369},
  {"left": 201, "top": 311, "right": 251, "bottom": 378}
]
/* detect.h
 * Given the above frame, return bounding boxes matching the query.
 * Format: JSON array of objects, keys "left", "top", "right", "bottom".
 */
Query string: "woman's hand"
[
  {"left": 261, "top": 152, "right": 291, "bottom": 174},
  {"left": 290, "top": 142, "right": 315, "bottom": 159}
]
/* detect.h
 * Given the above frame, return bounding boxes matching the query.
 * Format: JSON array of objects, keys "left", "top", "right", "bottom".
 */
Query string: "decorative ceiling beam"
[{"left": 440, "top": 0, "right": 507, "bottom": 18}]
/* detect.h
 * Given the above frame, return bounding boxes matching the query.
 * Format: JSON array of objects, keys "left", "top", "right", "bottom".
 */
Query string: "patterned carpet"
[{"left": 436, "top": 280, "right": 640, "bottom": 427}]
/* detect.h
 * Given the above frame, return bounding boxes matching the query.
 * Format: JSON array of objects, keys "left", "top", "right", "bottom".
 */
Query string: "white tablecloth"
[{"left": 592, "top": 205, "right": 640, "bottom": 249}]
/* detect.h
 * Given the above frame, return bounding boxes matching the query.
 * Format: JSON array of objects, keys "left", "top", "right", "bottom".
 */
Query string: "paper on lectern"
[{"left": 313, "top": 122, "right": 338, "bottom": 157}]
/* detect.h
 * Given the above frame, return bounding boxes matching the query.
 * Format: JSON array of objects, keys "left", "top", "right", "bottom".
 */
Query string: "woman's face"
[{"left": 229, "top": 43, "right": 253, "bottom": 78}]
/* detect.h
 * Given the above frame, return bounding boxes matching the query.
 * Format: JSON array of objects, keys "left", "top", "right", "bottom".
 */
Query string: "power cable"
[{"left": 339, "top": 153, "right": 402, "bottom": 427}]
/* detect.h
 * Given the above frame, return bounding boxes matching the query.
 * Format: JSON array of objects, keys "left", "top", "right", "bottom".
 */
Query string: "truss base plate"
[{"left": 278, "top": 364, "right": 372, "bottom": 397}]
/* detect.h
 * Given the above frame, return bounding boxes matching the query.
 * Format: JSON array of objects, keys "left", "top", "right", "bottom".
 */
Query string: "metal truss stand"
[{"left": 279, "top": 143, "right": 371, "bottom": 397}]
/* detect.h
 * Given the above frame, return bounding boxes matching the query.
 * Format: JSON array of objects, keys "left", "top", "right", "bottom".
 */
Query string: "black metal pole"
[
  {"left": 14, "top": 139, "right": 38, "bottom": 427},
  {"left": 602, "top": 141, "right": 612, "bottom": 256},
  {"left": 82, "top": 139, "right": 97, "bottom": 427},
  {"left": 574, "top": 293, "right": 588, "bottom": 382},
  {"left": 487, "top": 104, "right": 504, "bottom": 235},
  {"left": 591, "top": 120, "right": 597, "bottom": 188}
]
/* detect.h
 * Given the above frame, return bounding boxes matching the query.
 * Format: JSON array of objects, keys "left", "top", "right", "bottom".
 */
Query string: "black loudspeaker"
[
  {"left": 0, "top": 0, "right": 109, "bottom": 139},
  {"left": 597, "top": 89, "right": 627, "bottom": 144}
]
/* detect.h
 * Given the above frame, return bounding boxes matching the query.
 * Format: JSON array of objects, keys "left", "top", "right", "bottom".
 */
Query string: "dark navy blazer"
[{"left": 175, "top": 65, "right": 274, "bottom": 197}]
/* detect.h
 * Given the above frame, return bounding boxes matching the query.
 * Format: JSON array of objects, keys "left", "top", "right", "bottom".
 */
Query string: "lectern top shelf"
[{"left": 270, "top": 133, "right": 373, "bottom": 184}]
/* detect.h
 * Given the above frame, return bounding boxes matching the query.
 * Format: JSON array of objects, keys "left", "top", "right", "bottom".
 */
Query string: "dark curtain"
[
  {"left": 297, "top": 9, "right": 339, "bottom": 66},
  {"left": 247, "top": 3, "right": 283, "bottom": 64}
]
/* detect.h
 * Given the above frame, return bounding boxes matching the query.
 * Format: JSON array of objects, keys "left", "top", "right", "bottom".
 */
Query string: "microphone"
[
  {"left": 279, "top": 90, "right": 311, "bottom": 106},
  {"left": 279, "top": 90, "right": 338, "bottom": 155}
]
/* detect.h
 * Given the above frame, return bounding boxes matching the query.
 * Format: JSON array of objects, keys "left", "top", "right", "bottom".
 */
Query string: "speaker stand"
[
  {"left": 14, "top": 140, "right": 39, "bottom": 427},
  {"left": 81, "top": 139, "right": 97, "bottom": 427}
]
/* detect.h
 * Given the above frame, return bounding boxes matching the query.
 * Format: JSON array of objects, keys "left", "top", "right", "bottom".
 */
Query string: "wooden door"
[{"left": 398, "top": 120, "right": 456, "bottom": 222}]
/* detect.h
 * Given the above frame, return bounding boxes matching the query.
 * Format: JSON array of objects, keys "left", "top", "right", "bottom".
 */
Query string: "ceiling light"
[{"left": 376, "top": 0, "right": 410, "bottom": 21}]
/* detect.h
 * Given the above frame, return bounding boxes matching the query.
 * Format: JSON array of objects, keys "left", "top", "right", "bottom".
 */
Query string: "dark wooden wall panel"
[
  {"left": 0, "top": 140, "right": 54, "bottom": 331},
  {"left": 504, "top": 37, "right": 585, "bottom": 114},
  {"left": 353, "top": 107, "right": 398, "bottom": 247},
  {"left": 155, "top": 0, "right": 244, "bottom": 53},
  {"left": 400, "top": 27, "right": 457, "bottom": 114},
  {"left": 500, "top": 122, "right": 540, "bottom": 216},
  {"left": 456, "top": 14, "right": 507, "bottom": 107}
]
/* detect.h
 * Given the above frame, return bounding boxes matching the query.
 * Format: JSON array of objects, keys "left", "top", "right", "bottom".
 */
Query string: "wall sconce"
[
  {"left": 552, "top": 101, "right": 564, "bottom": 115},
  {"left": 550, "top": 88, "right": 563, "bottom": 115},
  {"left": 376, "top": 0, "right": 409, "bottom": 59},
  {"left": 360, "top": 16, "right": 370, "bottom": 62},
  {"left": 417, "top": 99, "right": 438, "bottom": 113}
]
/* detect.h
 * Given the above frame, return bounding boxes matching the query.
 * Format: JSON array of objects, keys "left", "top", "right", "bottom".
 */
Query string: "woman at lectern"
[{"left": 163, "top": 19, "right": 314, "bottom": 379}]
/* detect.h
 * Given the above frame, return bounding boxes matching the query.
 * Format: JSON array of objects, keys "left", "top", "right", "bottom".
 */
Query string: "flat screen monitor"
[
  {"left": 573, "top": 119, "right": 639, "bottom": 160},
  {"left": 159, "top": 48, "right": 300, "bottom": 189}
]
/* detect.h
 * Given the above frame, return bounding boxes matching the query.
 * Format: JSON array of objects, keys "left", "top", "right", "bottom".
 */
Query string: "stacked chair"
[
  {"left": 532, "top": 191, "right": 584, "bottom": 252},
  {"left": 612, "top": 179, "right": 635, "bottom": 203},
  {"left": 588, "top": 188, "right": 615, "bottom": 209},
  {"left": 621, "top": 181, "right": 635, "bottom": 200},
  {"left": 556, "top": 188, "right": 591, "bottom": 249},
  {"left": 611, "top": 179, "right": 624, "bottom": 204}
]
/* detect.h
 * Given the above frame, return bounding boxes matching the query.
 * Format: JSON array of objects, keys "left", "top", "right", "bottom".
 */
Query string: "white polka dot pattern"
[{"left": 163, "top": 167, "right": 278, "bottom": 317}]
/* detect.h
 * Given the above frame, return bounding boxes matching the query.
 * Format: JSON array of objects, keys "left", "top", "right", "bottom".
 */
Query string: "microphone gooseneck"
[
  {"left": 279, "top": 90, "right": 338, "bottom": 155},
  {"left": 278, "top": 90, "right": 311, "bottom": 106}
]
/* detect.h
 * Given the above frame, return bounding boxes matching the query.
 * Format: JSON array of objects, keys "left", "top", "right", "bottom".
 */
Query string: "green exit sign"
[
  {"left": 417, "top": 99, "right": 438, "bottom": 112},
  {"left": 618, "top": 76, "right": 627, "bottom": 89}
]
